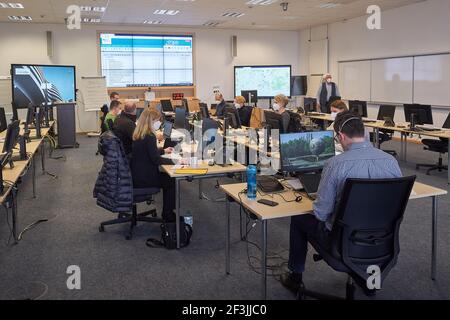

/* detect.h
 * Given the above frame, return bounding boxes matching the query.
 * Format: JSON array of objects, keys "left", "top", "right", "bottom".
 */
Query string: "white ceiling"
[{"left": 0, "top": 0, "right": 426, "bottom": 30}]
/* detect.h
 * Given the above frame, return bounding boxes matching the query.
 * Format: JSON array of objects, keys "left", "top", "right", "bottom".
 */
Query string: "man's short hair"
[
  {"left": 110, "top": 92, "right": 119, "bottom": 99},
  {"left": 110, "top": 100, "right": 121, "bottom": 110},
  {"left": 333, "top": 111, "right": 365, "bottom": 138},
  {"left": 124, "top": 101, "right": 137, "bottom": 114}
]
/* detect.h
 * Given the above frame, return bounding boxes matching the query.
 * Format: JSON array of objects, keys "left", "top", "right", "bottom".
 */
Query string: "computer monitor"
[
  {"left": 24, "top": 105, "right": 35, "bottom": 135},
  {"left": 136, "top": 108, "right": 144, "bottom": 120},
  {"left": 174, "top": 107, "right": 188, "bottom": 130},
  {"left": 280, "top": 131, "right": 335, "bottom": 173},
  {"left": 163, "top": 121, "right": 173, "bottom": 139},
  {"left": 3, "top": 120, "right": 20, "bottom": 154},
  {"left": 241, "top": 90, "right": 258, "bottom": 105},
  {"left": 303, "top": 97, "right": 317, "bottom": 113},
  {"left": 404, "top": 104, "right": 433, "bottom": 125},
  {"left": 161, "top": 99, "right": 173, "bottom": 112},
  {"left": 378, "top": 105, "right": 396, "bottom": 121},
  {"left": 225, "top": 104, "right": 241, "bottom": 129},
  {"left": 349, "top": 100, "right": 368, "bottom": 118},
  {"left": 0, "top": 107, "right": 7, "bottom": 133},
  {"left": 264, "top": 110, "right": 285, "bottom": 134},
  {"left": 291, "top": 76, "right": 308, "bottom": 96},
  {"left": 200, "top": 103, "right": 209, "bottom": 119}
]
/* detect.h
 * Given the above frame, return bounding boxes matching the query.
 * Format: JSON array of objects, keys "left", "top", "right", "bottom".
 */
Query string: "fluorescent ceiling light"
[
  {"left": 222, "top": 12, "right": 245, "bottom": 18},
  {"left": 80, "top": 6, "right": 106, "bottom": 12},
  {"left": 143, "top": 20, "right": 163, "bottom": 24},
  {"left": 8, "top": 15, "right": 31, "bottom": 21},
  {"left": 246, "top": 0, "right": 278, "bottom": 5},
  {"left": 0, "top": 2, "right": 24, "bottom": 8},
  {"left": 154, "top": 9, "right": 180, "bottom": 15},
  {"left": 82, "top": 17, "right": 101, "bottom": 23},
  {"left": 319, "top": 2, "right": 341, "bottom": 9}
]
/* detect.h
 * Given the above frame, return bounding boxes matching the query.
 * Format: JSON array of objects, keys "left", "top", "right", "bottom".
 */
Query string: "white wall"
[
  {"left": 300, "top": 0, "right": 450, "bottom": 126},
  {"left": 0, "top": 23, "right": 299, "bottom": 132}
]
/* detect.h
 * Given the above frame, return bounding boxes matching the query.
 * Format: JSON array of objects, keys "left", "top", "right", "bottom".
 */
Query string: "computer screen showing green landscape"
[{"left": 280, "top": 131, "right": 335, "bottom": 173}]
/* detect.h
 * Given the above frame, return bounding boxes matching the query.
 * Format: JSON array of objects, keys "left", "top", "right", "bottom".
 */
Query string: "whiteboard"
[
  {"left": 0, "top": 76, "right": 12, "bottom": 114},
  {"left": 414, "top": 54, "right": 450, "bottom": 106},
  {"left": 338, "top": 61, "right": 371, "bottom": 101},
  {"left": 309, "top": 39, "right": 328, "bottom": 75},
  {"left": 78, "top": 76, "right": 108, "bottom": 112},
  {"left": 371, "top": 57, "right": 413, "bottom": 104}
]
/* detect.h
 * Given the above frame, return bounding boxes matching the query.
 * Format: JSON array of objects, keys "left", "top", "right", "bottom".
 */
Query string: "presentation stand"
[{"left": 54, "top": 102, "right": 78, "bottom": 148}]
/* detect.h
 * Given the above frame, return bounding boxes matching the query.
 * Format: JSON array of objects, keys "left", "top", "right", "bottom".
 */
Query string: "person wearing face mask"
[
  {"left": 215, "top": 92, "right": 227, "bottom": 118},
  {"left": 234, "top": 95, "right": 253, "bottom": 127},
  {"left": 273, "top": 94, "right": 291, "bottom": 133},
  {"left": 131, "top": 108, "right": 176, "bottom": 222},
  {"left": 316, "top": 73, "right": 341, "bottom": 113}
]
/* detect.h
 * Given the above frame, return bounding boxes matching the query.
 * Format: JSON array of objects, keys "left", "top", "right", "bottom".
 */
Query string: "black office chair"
[
  {"left": 95, "top": 132, "right": 163, "bottom": 240},
  {"left": 299, "top": 176, "right": 416, "bottom": 300},
  {"left": 416, "top": 113, "right": 450, "bottom": 175},
  {"left": 370, "top": 105, "right": 397, "bottom": 156},
  {"left": 99, "top": 187, "right": 163, "bottom": 240}
]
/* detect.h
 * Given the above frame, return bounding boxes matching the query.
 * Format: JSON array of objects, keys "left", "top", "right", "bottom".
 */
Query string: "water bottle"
[
  {"left": 184, "top": 210, "right": 193, "bottom": 227},
  {"left": 247, "top": 165, "right": 257, "bottom": 200}
]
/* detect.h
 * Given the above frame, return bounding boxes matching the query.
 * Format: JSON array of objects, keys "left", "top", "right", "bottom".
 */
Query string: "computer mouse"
[
  {"left": 208, "top": 160, "right": 215, "bottom": 166},
  {"left": 295, "top": 195, "right": 303, "bottom": 202}
]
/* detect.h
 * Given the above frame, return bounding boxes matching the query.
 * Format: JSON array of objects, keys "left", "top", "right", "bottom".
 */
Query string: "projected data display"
[
  {"left": 280, "top": 131, "right": 335, "bottom": 173},
  {"left": 235, "top": 65, "right": 291, "bottom": 98},
  {"left": 11, "top": 64, "right": 76, "bottom": 108},
  {"left": 100, "top": 33, "right": 193, "bottom": 87}
]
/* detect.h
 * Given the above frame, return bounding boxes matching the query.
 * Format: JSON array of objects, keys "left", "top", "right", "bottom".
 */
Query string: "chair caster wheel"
[
  {"left": 151, "top": 211, "right": 157, "bottom": 218},
  {"left": 99, "top": 226, "right": 105, "bottom": 232}
]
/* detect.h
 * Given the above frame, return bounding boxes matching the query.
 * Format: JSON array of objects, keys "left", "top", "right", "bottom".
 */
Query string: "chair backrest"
[
  {"left": 442, "top": 113, "right": 450, "bottom": 129},
  {"left": 287, "top": 111, "right": 303, "bottom": 133},
  {"left": 330, "top": 176, "right": 416, "bottom": 286},
  {"left": 378, "top": 105, "right": 396, "bottom": 121}
]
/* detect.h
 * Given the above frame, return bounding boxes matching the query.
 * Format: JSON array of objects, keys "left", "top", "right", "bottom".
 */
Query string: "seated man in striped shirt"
[{"left": 280, "top": 111, "right": 403, "bottom": 295}]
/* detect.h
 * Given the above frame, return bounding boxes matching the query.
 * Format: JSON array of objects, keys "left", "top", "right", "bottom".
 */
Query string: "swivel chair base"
[
  {"left": 416, "top": 155, "right": 448, "bottom": 175},
  {"left": 99, "top": 206, "right": 162, "bottom": 240}
]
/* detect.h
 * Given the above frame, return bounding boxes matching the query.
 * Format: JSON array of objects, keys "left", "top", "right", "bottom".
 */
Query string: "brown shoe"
[{"left": 280, "top": 272, "right": 303, "bottom": 295}]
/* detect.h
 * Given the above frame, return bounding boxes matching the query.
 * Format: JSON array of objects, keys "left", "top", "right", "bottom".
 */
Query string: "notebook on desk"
[{"left": 174, "top": 168, "right": 208, "bottom": 175}]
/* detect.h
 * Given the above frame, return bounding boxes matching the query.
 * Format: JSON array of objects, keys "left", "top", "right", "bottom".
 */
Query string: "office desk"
[
  {"left": 221, "top": 181, "right": 447, "bottom": 299},
  {"left": 0, "top": 123, "right": 54, "bottom": 242},
  {"left": 161, "top": 161, "right": 247, "bottom": 248},
  {"left": 307, "top": 113, "right": 450, "bottom": 183}
]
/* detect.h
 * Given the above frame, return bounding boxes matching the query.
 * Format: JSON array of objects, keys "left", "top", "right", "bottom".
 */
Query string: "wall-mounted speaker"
[
  {"left": 46, "top": 31, "right": 53, "bottom": 57},
  {"left": 231, "top": 35, "right": 237, "bottom": 58}
]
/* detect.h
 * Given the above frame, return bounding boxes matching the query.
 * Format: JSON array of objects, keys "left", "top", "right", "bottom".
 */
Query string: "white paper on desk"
[{"left": 411, "top": 189, "right": 418, "bottom": 196}]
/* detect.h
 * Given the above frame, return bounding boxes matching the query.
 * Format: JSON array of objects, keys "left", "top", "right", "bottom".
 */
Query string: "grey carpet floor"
[{"left": 0, "top": 135, "right": 449, "bottom": 300}]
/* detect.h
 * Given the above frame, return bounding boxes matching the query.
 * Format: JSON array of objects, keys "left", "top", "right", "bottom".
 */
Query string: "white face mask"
[
  {"left": 234, "top": 103, "right": 241, "bottom": 109},
  {"left": 153, "top": 120, "right": 162, "bottom": 131},
  {"left": 331, "top": 112, "right": 338, "bottom": 120},
  {"left": 326, "top": 78, "right": 332, "bottom": 84},
  {"left": 272, "top": 103, "right": 280, "bottom": 111}
]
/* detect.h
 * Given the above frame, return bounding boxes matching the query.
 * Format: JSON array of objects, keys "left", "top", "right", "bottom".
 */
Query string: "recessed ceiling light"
[
  {"left": 81, "top": 6, "right": 106, "bottom": 12},
  {"left": 319, "top": 2, "right": 341, "bottom": 9},
  {"left": 143, "top": 20, "right": 163, "bottom": 24},
  {"left": 246, "top": 0, "right": 278, "bottom": 5},
  {"left": 82, "top": 17, "right": 101, "bottom": 23},
  {"left": 8, "top": 15, "right": 31, "bottom": 21},
  {"left": 154, "top": 9, "right": 179, "bottom": 15},
  {"left": 0, "top": 2, "right": 24, "bottom": 8},
  {"left": 202, "top": 20, "right": 224, "bottom": 27},
  {"left": 222, "top": 12, "right": 245, "bottom": 18}
]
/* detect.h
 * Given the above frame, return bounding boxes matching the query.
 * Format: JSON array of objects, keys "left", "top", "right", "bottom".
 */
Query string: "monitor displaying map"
[{"left": 234, "top": 65, "right": 291, "bottom": 98}]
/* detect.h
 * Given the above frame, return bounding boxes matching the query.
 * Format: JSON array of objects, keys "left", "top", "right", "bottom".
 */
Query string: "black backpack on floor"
[{"left": 146, "top": 217, "right": 193, "bottom": 249}]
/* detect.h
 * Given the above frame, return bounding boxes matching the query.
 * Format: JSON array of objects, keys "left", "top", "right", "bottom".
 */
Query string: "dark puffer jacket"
[{"left": 93, "top": 131, "right": 133, "bottom": 213}]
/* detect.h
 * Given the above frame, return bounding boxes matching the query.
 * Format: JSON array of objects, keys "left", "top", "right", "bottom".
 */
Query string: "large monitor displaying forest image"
[{"left": 280, "top": 131, "right": 335, "bottom": 173}]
